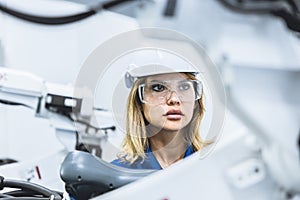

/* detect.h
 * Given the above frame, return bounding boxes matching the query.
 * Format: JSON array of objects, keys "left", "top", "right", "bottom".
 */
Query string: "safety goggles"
[{"left": 138, "top": 79, "right": 202, "bottom": 104}]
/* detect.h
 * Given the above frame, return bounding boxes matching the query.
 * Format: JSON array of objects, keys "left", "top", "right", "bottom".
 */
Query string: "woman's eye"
[
  {"left": 151, "top": 84, "right": 166, "bottom": 92},
  {"left": 178, "top": 82, "right": 191, "bottom": 91}
]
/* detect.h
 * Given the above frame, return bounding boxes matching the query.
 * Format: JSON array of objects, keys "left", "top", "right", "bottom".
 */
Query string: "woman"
[{"left": 112, "top": 51, "right": 209, "bottom": 169}]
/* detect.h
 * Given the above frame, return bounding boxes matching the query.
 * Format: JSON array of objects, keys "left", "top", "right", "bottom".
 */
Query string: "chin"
[
  {"left": 162, "top": 124, "right": 186, "bottom": 132},
  {"left": 164, "top": 120, "right": 191, "bottom": 131}
]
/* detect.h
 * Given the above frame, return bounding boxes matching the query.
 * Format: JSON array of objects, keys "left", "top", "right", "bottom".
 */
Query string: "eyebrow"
[
  {"left": 148, "top": 80, "right": 165, "bottom": 83},
  {"left": 147, "top": 79, "right": 190, "bottom": 84}
]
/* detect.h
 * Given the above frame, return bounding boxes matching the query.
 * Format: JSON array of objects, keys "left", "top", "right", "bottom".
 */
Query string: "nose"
[{"left": 166, "top": 91, "right": 180, "bottom": 105}]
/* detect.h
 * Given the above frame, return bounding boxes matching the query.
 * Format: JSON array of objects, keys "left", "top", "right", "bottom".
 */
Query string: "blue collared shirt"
[{"left": 111, "top": 145, "right": 194, "bottom": 170}]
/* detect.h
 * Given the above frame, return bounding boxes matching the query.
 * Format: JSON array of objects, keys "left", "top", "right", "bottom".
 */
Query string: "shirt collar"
[{"left": 145, "top": 144, "right": 194, "bottom": 169}]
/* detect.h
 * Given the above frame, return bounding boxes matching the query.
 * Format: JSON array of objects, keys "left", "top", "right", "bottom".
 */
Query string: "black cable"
[
  {"left": 0, "top": 176, "right": 3, "bottom": 190},
  {"left": 271, "top": 9, "right": 300, "bottom": 32},
  {"left": 287, "top": 0, "right": 300, "bottom": 13},
  {"left": 217, "top": 0, "right": 273, "bottom": 14},
  {"left": 4, "top": 188, "right": 46, "bottom": 197},
  {"left": 102, "top": 0, "right": 136, "bottom": 9},
  {"left": 70, "top": 117, "right": 116, "bottom": 132},
  {"left": 0, "top": 198, "right": 48, "bottom": 200},
  {"left": 57, "top": 110, "right": 116, "bottom": 133},
  {"left": 0, "top": 3, "right": 96, "bottom": 25},
  {"left": 2, "top": 179, "right": 62, "bottom": 200},
  {"left": 0, "top": 99, "right": 34, "bottom": 109},
  {"left": 297, "top": 129, "right": 300, "bottom": 161},
  {"left": 0, "top": 0, "right": 137, "bottom": 25},
  {"left": 217, "top": 0, "right": 300, "bottom": 33}
]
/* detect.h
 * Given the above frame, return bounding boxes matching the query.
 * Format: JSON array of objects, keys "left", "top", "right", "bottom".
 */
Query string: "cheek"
[
  {"left": 184, "top": 102, "right": 196, "bottom": 121},
  {"left": 143, "top": 104, "right": 165, "bottom": 123}
]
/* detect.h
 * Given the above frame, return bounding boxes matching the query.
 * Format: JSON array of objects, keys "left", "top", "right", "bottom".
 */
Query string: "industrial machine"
[{"left": 0, "top": 1, "right": 300, "bottom": 200}]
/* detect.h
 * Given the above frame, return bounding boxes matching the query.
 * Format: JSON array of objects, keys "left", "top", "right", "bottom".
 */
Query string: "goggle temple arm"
[
  {"left": 195, "top": 80, "right": 203, "bottom": 100},
  {"left": 125, "top": 72, "right": 136, "bottom": 89}
]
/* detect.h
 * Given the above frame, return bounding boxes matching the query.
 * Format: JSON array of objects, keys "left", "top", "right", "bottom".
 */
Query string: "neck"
[{"left": 148, "top": 129, "right": 188, "bottom": 169}]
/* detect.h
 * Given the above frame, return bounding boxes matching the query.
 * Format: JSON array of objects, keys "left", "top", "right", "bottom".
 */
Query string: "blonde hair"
[{"left": 118, "top": 73, "right": 208, "bottom": 163}]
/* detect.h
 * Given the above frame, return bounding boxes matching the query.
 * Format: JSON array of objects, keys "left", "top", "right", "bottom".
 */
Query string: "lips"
[
  {"left": 163, "top": 109, "right": 184, "bottom": 120},
  {"left": 165, "top": 110, "right": 183, "bottom": 115}
]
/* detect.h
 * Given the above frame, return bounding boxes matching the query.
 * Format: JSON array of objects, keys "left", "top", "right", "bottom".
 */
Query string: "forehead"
[{"left": 145, "top": 72, "right": 189, "bottom": 82}]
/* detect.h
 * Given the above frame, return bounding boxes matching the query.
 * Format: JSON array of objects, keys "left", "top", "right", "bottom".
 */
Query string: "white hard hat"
[{"left": 124, "top": 49, "right": 198, "bottom": 88}]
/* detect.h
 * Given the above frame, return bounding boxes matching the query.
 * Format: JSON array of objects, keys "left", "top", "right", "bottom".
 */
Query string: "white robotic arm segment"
[
  {"left": 0, "top": 67, "right": 85, "bottom": 117},
  {"left": 0, "top": 67, "right": 44, "bottom": 96},
  {"left": 0, "top": 66, "right": 45, "bottom": 110}
]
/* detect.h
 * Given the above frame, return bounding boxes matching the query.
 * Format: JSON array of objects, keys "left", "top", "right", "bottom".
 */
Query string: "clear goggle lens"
[{"left": 138, "top": 79, "right": 202, "bottom": 104}]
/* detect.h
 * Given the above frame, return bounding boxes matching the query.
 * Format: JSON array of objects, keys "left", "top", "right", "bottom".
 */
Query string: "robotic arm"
[
  {"left": 0, "top": 66, "right": 115, "bottom": 152},
  {"left": 0, "top": 67, "right": 153, "bottom": 200}
]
